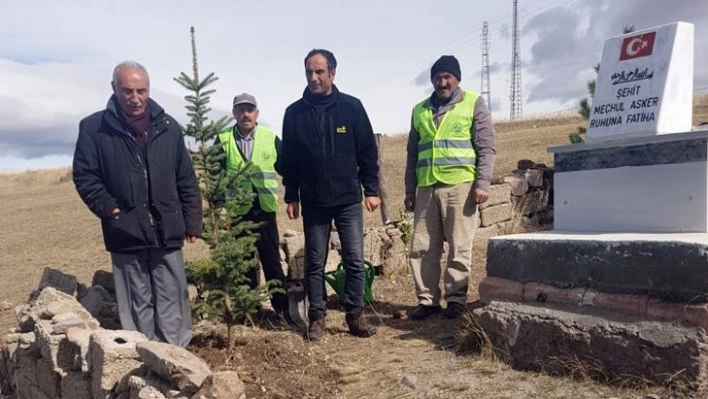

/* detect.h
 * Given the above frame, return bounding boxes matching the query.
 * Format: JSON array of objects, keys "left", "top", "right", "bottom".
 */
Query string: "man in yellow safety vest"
[
  {"left": 215, "top": 93, "right": 288, "bottom": 316},
  {"left": 404, "top": 55, "right": 497, "bottom": 320}
]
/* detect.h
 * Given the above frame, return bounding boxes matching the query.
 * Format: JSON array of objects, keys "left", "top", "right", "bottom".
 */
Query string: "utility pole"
[
  {"left": 481, "top": 21, "right": 492, "bottom": 112},
  {"left": 510, "top": 0, "right": 523, "bottom": 119}
]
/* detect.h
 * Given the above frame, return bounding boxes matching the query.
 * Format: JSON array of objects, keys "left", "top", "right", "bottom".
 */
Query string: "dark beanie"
[{"left": 430, "top": 55, "right": 461, "bottom": 81}]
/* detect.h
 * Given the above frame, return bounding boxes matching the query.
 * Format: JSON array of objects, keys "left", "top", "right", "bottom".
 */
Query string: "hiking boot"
[
  {"left": 346, "top": 311, "right": 377, "bottom": 338},
  {"left": 408, "top": 304, "right": 442, "bottom": 320},
  {"left": 443, "top": 302, "right": 466, "bottom": 319},
  {"left": 307, "top": 316, "right": 326, "bottom": 341}
]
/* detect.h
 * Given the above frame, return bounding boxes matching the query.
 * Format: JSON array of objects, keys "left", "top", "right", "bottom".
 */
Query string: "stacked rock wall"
[
  {"left": 0, "top": 268, "right": 245, "bottom": 399},
  {"left": 275, "top": 175, "right": 553, "bottom": 308},
  {"left": 279, "top": 160, "right": 553, "bottom": 276}
]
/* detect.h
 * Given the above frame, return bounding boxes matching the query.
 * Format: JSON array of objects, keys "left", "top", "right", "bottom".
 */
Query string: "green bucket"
[{"left": 324, "top": 260, "right": 375, "bottom": 304}]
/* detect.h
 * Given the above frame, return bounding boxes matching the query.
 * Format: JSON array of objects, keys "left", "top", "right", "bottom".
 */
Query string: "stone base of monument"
[
  {"left": 474, "top": 301, "right": 708, "bottom": 388},
  {"left": 486, "top": 232, "right": 708, "bottom": 302},
  {"left": 475, "top": 232, "right": 708, "bottom": 389},
  {"left": 551, "top": 130, "right": 708, "bottom": 233}
]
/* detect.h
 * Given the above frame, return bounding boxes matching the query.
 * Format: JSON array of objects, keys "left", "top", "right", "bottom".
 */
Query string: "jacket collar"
[
  {"left": 104, "top": 96, "right": 166, "bottom": 135},
  {"left": 302, "top": 84, "right": 340, "bottom": 106},
  {"left": 424, "top": 87, "right": 463, "bottom": 110}
]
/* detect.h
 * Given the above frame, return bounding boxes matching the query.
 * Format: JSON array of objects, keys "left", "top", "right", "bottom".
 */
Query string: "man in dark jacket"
[
  {"left": 72, "top": 61, "right": 202, "bottom": 348},
  {"left": 281, "top": 49, "right": 380, "bottom": 341}
]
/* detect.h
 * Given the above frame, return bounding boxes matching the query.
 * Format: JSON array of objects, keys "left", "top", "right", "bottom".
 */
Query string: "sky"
[{"left": 1, "top": 0, "right": 707, "bottom": 171}]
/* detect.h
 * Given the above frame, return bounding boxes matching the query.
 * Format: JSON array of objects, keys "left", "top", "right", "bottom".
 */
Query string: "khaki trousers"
[{"left": 409, "top": 182, "right": 477, "bottom": 306}]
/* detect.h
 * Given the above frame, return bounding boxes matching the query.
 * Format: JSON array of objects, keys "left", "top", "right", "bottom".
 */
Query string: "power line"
[{"left": 354, "top": 0, "right": 574, "bottom": 95}]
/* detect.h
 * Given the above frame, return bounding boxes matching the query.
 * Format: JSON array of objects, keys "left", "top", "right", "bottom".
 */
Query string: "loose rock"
[{"left": 401, "top": 375, "right": 417, "bottom": 390}]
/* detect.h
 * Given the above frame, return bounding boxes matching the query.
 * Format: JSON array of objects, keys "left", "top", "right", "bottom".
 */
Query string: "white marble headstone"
[{"left": 586, "top": 22, "right": 694, "bottom": 142}]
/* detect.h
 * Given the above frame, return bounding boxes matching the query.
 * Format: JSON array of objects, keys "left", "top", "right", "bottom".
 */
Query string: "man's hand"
[
  {"left": 404, "top": 193, "right": 415, "bottom": 212},
  {"left": 111, "top": 207, "right": 121, "bottom": 215},
  {"left": 287, "top": 202, "right": 300, "bottom": 220},
  {"left": 185, "top": 235, "right": 198, "bottom": 243},
  {"left": 365, "top": 196, "right": 381, "bottom": 212},
  {"left": 474, "top": 187, "right": 489, "bottom": 205}
]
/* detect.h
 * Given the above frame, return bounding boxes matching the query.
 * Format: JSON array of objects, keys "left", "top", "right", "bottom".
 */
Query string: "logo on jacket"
[
  {"left": 336, "top": 126, "right": 347, "bottom": 134},
  {"left": 452, "top": 123, "right": 462, "bottom": 133},
  {"left": 262, "top": 151, "right": 271, "bottom": 160}
]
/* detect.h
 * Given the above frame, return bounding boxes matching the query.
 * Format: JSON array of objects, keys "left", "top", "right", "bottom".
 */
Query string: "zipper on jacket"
[
  {"left": 126, "top": 132, "right": 154, "bottom": 227},
  {"left": 142, "top": 116, "right": 168, "bottom": 231},
  {"left": 320, "top": 114, "right": 331, "bottom": 205}
]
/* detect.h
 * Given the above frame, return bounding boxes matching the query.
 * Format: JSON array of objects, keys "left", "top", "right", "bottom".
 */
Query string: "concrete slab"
[
  {"left": 88, "top": 330, "right": 147, "bottom": 399},
  {"left": 487, "top": 232, "right": 708, "bottom": 301},
  {"left": 475, "top": 300, "right": 708, "bottom": 389},
  {"left": 554, "top": 161, "right": 708, "bottom": 232},
  {"left": 549, "top": 130, "right": 708, "bottom": 233}
]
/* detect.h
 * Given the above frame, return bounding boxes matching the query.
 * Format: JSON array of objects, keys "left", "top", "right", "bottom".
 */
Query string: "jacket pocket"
[
  {"left": 156, "top": 200, "right": 186, "bottom": 244},
  {"left": 101, "top": 207, "right": 145, "bottom": 251}
]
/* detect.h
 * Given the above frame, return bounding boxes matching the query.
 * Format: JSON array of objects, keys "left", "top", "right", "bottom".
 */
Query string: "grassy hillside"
[{"left": 0, "top": 96, "right": 705, "bottom": 398}]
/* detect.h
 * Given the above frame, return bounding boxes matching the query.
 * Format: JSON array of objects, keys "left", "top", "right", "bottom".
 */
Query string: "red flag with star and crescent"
[{"left": 620, "top": 32, "right": 657, "bottom": 61}]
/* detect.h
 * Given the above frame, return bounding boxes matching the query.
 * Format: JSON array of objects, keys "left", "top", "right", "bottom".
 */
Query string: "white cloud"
[{"left": 1, "top": 0, "right": 706, "bottom": 167}]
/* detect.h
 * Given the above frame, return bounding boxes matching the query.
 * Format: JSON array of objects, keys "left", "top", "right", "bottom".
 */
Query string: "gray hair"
[{"left": 112, "top": 61, "right": 149, "bottom": 83}]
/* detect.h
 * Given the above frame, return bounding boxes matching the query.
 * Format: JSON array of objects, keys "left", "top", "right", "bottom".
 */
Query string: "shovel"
[{"left": 285, "top": 253, "right": 309, "bottom": 330}]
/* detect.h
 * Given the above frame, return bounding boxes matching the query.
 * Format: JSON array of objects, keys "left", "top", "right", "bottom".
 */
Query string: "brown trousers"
[{"left": 409, "top": 182, "right": 478, "bottom": 306}]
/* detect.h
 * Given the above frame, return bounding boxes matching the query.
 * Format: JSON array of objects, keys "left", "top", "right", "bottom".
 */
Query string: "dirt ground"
[
  {"left": 177, "top": 265, "right": 673, "bottom": 399},
  {"left": 3, "top": 106, "right": 708, "bottom": 398}
]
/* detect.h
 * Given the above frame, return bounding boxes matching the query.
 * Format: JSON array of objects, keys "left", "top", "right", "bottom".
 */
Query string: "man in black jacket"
[
  {"left": 281, "top": 49, "right": 380, "bottom": 341},
  {"left": 72, "top": 61, "right": 202, "bottom": 348}
]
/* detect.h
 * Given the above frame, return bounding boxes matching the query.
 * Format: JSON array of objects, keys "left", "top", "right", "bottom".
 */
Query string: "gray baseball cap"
[{"left": 232, "top": 93, "right": 257, "bottom": 108}]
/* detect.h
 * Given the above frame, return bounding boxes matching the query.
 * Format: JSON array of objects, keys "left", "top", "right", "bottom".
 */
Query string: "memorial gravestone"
[{"left": 475, "top": 22, "right": 708, "bottom": 390}]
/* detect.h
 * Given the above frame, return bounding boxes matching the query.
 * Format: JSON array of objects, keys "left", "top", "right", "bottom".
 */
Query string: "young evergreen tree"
[{"left": 174, "top": 27, "right": 272, "bottom": 347}]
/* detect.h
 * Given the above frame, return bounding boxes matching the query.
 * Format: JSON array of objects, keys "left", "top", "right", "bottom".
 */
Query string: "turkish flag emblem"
[{"left": 620, "top": 32, "right": 656, "bottom": 61}]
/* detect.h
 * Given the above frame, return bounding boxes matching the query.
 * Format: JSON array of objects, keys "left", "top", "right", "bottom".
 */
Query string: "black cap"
[{"left": 430, "top": 55, "right": 461, "bottom": 81}]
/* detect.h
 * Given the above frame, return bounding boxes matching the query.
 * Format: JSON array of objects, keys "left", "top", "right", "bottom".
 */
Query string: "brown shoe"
[
  {"left": 346, "top": 311, "right": 377, "bottom": 338},
  {"left": 307, "top": 316, "right": 326, "bottom": 341}
]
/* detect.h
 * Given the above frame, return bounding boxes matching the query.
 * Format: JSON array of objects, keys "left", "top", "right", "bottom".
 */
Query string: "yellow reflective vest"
[
  {"left": 413, "top": 91, "right": 478, "bottom": 187},
  {"left": 218, "top": 126, "right": 278, "bottom": 214}
]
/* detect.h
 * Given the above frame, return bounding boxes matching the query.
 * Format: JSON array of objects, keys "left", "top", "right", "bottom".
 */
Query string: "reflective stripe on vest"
[
  {"left": 218, "top": 126, "right": 279, "bottom": 214},
  {"left": 413, "top": 90, "right": 479, "bottom": 187}
]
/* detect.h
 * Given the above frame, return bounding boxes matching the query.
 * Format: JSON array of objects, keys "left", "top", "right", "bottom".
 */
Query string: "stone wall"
[
  {"left": 0, "top": 268, "right": 245, "bottom": 399},
  {"left": 278, "top": 160, "right": 554, "bottom": 277},
  {"left": 476, "top": 160, "right": 553, "bottom": 249}
]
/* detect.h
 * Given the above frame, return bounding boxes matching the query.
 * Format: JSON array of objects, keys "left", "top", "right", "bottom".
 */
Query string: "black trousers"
[{"left": 242, "top": 202, "right": 288, "bottom": 313}]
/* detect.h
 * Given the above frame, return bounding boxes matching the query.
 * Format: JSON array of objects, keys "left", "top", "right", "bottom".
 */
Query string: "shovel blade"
[{"left": 286, "top": 280, "right": 308, "bottom": 330}]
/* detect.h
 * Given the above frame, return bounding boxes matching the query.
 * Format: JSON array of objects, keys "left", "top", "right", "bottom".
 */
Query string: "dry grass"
[
  {"left": 2, "top": 99, "right": 707, "bottom": 398},
  {"left": 694, "top": 94, "right": 708, "bottom": 125}
]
